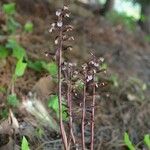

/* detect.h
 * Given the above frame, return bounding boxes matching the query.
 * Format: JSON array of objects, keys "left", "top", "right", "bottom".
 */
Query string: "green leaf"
[
  {"left": 124, "top": 132, "right": 135, "bottom": 150},
  {"left": 15, "top": 58, "right": 27, "bottom": 77},
  {"left": 0, "top": 108, "right": 8, "bottom": 119},
  {"left": 27, "top": 60, "right": 44, "bottom": 72},
  {"left": 2, "top": 3, "right": 16, "bottom": 15},
  {"left": 7, "top": 93, "right": 19, "bottom": 107},
  {"left": 24, "top": 22, "right": 34, "bottom": 33},
  {"left": 7, "top": 17, "right": 20, "bottom": 33},
  {"left": 48, "top": 95, "right": 68, "bottom": 121},
  {"left": 21, "top": 136, "right": 30, "bottom": 150},
  {"left": 144, "top": 134, "right": 150, "bottom": 148},
  {"left": 6, "top": 39, "right": 26, "bottom": 59},
  {"left": 42, "top": 61, "right": 58, "bottom": 77},
  {"left": 0, "top": 46, "right": 9, "bottom": 59}
]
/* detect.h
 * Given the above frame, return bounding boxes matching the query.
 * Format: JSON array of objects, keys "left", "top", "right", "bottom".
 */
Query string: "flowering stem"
[
  {"left": 81, "top": 72, "right": 87, "bottom": 150},
  {"left": 67, "top": 75, "right": 76, "bottom": 149},
  {"left": 90, "top": 75, "right": 96, "bottom": 150},
  {"left": 58, "top": 15, "right": 68, "bottom": 150}
]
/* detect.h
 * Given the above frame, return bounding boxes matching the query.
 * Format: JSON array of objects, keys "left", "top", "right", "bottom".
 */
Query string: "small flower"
[
  {"left": 57, "top": 21, "right": 63, "bottom": 27},
  {"left": 93, "top": 69, "right": 96, "bottom": 74},
  {"left": 64, "top": 6, "right": 68, "bottom": 10},
  {"left": 56, "top": 10, "right": 62, "bottom": 16},
  {"left": 62, "top": 66, "right": 66, "bottom": 70},
  {"left": 95, "top": 83, "right": 99, "bottom": 88},
  {"left": 51, "top": 23, "right": 55, "bottom": 27},
  {"left": 82, "top": 64, "right": 87, "bottom": 70},
  {"left": 49, "top": 27, "right": 54, "bottom": 33},
  {"left": 94, "top": 63, "right": 99, "bottom": 67},
  {"left": 55, "top": 39, "right": 58, "bottom": 45},
  {"left": 90, "top": 61, "right": 94, "bottom": 65},
  {"left": 87, "top": 75, "right": 93, "bottom": 82},
  {"left": 69, "top": 63, "right": 73, "bottom": 67},
  {"left": 55, "top": 36, "right": 59, "bottom": 45},
  {"left": 68, "top": 36, "right": 74, "bottom": 41},
  {"left": 65, "top": 13, "right": 70, "bottom": 18},
  {"left": 74, "top": 71, "right": 78, "bottom": 75},
  {"left": 49, "top": 23, "right": 56, "bottom": 33},
  {"left": 99, "top": 57, "right": 104, "bottom": 62}
]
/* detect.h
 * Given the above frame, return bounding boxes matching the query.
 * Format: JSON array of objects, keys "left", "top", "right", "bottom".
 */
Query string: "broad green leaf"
[
  {"left": 2, "top": 3, "right": 16, "bottom": 15},
  {"left": 144, "top": 134, "right": 150, "bottom": 148},
  {"left": 0, "top": 46, "right": 9, "bottom": 58},
  {"left": 124, "top": 132, "right": 135, "bottom": 150},
  {"left": 24, "top": 22, "right": 34, "bottom": 33},
  {"left": 21, "top": 136, "right": 30, "bottom": 150},
  {"left": 27, "top": 60, "right": 44, "bottom": 72},
  {"left": 48, "top": 95, "right": 68, "bottom": 121},
  {"left": 42, "top": 61, "right": 58, "bottom": 77},
  {"left": 6, "top": 39, "right": 26, "bottom": 59},
  {"left": 15, "top": 58, "right": 27, "bottom": 77},
  {"left": 7, "top": 93, "right": 19, "bottom": 107}
]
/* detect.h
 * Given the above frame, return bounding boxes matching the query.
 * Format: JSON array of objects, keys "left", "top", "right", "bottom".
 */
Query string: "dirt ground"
[{"left": 0, "top": 1, "right": 150, "bottom": 150}]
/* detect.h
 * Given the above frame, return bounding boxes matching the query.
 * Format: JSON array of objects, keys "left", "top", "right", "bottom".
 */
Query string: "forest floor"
[{"left": 0, "top": 1, "right": 150, "bottom": 150}]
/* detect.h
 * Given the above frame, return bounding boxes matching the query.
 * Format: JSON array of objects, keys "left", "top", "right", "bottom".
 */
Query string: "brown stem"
[
  {"left": 81, "top": 73, "right": 86, "bottom": 150},
  {"left": 67, "top": 69, "right": 76, "bottom": 149},
  {"left": 90, "top": 75, "right": 96, "bottom": 150},
  {"left": 58, "top": 16, "right": 68, "bottom": 150}
]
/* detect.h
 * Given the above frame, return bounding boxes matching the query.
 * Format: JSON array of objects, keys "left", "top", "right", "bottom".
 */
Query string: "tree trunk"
[
  {"left": 100, "top": 0, "right": 115, "bottom": 15},
  {"left": 139, "top": 4, "right": 150, "bottom": 34}
]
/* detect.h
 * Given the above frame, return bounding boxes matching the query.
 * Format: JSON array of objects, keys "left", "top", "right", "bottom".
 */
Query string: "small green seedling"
[
  {"left": 24, "top": 22, "right": 34, "bottom": 33},
  {"left": 124, "top": 132, "right": 135, "bottom": 150},
  {"left": 21, "top": 136, "right": 30, "bottom": 150}
]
